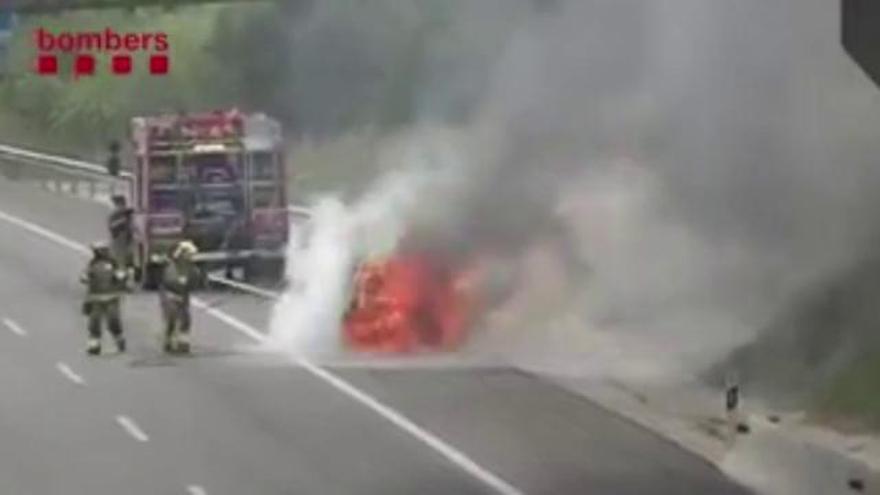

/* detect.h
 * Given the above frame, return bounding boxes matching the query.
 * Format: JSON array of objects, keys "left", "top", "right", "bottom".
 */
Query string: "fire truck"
[{"left": 127, "top": 109, "right": 289, "bottom": 288}]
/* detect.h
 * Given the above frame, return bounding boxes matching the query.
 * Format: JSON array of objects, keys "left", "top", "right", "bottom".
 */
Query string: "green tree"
[{"left": 0, "top": 6, "right": 237, "bottom": 150}]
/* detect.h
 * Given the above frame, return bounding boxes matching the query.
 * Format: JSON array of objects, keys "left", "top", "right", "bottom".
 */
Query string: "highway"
[{"left": 0, "top": 175, "right": 752, "bottom": 495}]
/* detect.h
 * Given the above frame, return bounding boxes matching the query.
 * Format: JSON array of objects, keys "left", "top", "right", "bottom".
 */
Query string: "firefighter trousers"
[
  {"left": 161, "top": 295, "right": 191, "bottom": 340},
  {"left": 111, "top": 239, "right": 134, "bottom": 269},
  {"left": 87, "top": 299, "right": 123, "bottom": 340}
]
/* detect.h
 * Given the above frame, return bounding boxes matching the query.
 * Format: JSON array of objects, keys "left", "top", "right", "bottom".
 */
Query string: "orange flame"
[{"left": 343, "top": 253, "right": 477, "bottom": 353}]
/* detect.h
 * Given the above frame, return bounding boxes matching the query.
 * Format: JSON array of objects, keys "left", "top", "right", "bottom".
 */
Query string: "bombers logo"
[{"left": 34, "top": 28, "right": 170, "bottom": 76}]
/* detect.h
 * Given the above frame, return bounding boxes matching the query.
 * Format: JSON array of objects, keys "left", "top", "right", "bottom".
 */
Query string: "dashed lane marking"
[
  {"left": 56, "top": 362, "right": 86, "bottom": 386},
  {"left": 187, "top": 485, "right": 207, "bottom": 495},
  {"left": 2, "top": 317, "right": 27, "bottom": 337},
  {"left": 116, "top": 415, "right": 150, "bottom": 443}
]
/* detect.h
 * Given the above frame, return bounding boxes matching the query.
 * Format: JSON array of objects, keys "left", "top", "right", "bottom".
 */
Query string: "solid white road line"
[
  {"left": 0, "top": 207, "right": 525, "bottom": 495},
  {"left": 116, "top": 415, "right": 150, "bottom": 443},
  {"left": 2, "top": 317, "right": 27, "bottom": 337},
  {"left": 186, "top": 485, "right": 208, "bottom": 495},
  {"left": 192, "top": 301, "right": 268, "bottom": 343},
  {"left": 0, "top": 209, "right": 90, "bottom": 255},
  {"left": 297, "top": 359, "right": 523, "bottom": 495},
  {"left": 56, "top": 362, "right": 86, "bottom": 386}
]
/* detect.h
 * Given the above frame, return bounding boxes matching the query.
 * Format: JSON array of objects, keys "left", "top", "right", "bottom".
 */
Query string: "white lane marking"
[
  {"left": 116, "top": 415, "right": 150, "bottom": 443},
  {"left": 192, "top": 301, "right": 267, "bottom": 343},
  {"left": 203, "top": 311, "right": 522, "bottom": 494},
  {"left": 56, "top": 362, "right": 86, "bottom": 386},
  {"left": 0, "top": 207, "right": 525, "bottom": 495},
  {"left": 186, "top": 485, "right": 207, "bottom": 495},
  {"left": 298, "top": 359, "right": 523, "bottom": 495},
  {"left": 0, "top": 209, "right": 90, "bottom": 255},
  {"left": 2, "top": 317, "right": 27, "bottom": 337}
]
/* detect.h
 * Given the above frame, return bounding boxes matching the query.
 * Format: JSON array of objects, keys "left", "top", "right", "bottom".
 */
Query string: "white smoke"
[
  {"left": 268, "top": 0, "right": 880, "bottom": 392},
  {"left": 265, "top": 197, "right": 352, "bottom": 357},
  {"left": 267, "top": 129, "right": 468, "bottom": 357}
]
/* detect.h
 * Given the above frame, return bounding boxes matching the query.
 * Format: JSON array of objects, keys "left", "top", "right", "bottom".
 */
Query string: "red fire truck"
[{"left": 127, "top": 109, "right": 289, "bottom": 288}]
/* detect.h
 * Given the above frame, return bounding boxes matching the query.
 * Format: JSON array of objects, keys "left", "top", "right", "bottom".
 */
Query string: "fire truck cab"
[{"left": 128, "top": 109, "right": 289, "bottom": 288}]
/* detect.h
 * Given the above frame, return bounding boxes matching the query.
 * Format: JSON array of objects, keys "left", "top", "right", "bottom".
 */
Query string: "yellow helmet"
[
  {"left": 90, "top": 241, "right": 110, "bottom": 252},
  {"left": 173, "top": 241, "right": 198, "bottom": 259}
]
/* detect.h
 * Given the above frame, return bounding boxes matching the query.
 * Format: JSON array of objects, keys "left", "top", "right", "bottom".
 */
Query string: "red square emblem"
[
  {"left": 35, "top": 54, "right": 58, "bottom": 75},
  {"left": 74, "top": 54, "right": 95, "bottom": 76},
  {"left": 149, "top": 55, "right": 169, "bottom": 75},
  {"left": 111, "top": 55, "right": 132, "bottom": 75}
]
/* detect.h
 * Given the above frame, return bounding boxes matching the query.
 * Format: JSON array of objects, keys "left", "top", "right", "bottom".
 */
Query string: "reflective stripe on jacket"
[{"left": 82, "top": 258, "right": 126, "bottom": 296}]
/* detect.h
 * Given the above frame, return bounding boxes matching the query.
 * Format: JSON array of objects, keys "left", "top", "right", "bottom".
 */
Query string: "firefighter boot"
[
  {"left": 163, "top": 317, "right": 176, "bottom": 354},
  {"left": 176, "top": 333, "right": 191, "bottom": 355},
  {"left": 109, "top": 318, "right": 125, "bottom": 353},
  {"left": 86, "top": 338, "right": 101, "bottom": 356}
]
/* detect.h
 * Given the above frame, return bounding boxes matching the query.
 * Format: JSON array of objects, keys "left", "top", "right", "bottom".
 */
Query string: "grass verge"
[{"left": 813, "top": 351, "right": 880, "bottom": 431}]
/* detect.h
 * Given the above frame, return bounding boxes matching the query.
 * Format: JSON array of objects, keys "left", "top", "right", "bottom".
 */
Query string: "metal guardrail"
[
  {"left": 0, "top": 143, "right": 131, "bottom": 201},
  {"left": 287, "top": 204, "right": 312, "bottom": 218},
  {"left": 205, "top": 273, "right": 281, "bottom": 300},
  {"left": 0, "top": 142, "right": 306, "bottom": 300},
  {"left": 0, "top": 142, "right": 313, "bottom": 213},
  {"left": 0, "top": 143, "right": 133, "bottom": 181}
]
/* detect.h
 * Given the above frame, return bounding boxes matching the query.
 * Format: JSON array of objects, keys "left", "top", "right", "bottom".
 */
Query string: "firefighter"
[
  {"left": 159, "top": 240, "right": 204, "bottom": 354},
  {"left": 108, "top": 194, "right": 134, "bottom": 276},
  {"left": 80, "top": 242, "right": 128, "bottom": 355},
  {"left": 105, "top": 140, "right": 121, "bottom": 177}
]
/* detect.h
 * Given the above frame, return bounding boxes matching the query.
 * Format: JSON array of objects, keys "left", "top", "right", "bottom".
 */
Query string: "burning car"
[{"left": 342, "top": 250, "right": 480, "bottom": 354}]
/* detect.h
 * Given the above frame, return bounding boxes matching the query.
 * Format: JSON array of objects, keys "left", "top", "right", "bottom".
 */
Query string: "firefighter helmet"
[
  {"left": 173, "top": 241, "right": 198, "bottom": 259},
  {"left": 90, "top": 241, "right": 111, "bottom": 255}
]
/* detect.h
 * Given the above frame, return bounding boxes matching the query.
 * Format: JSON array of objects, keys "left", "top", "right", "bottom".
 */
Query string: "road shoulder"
[{"left": 529, "top": 366, "right": 880, "bottom": 495}]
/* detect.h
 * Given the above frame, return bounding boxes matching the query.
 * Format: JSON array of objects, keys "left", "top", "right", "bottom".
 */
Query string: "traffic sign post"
[
  {"left": 0, "top": 9, "right": 16, "bottom": 35},
  {"left": 0, "top": 10, "right": 15, "bottom": 77},
  {"left": 843, "top": 0, "right": 880, "bottom": 88}
]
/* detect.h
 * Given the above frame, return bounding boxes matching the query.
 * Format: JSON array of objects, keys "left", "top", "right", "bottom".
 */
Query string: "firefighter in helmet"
[
  {"left": 80, "top": 241, "right": 128, "bottom": 355},
  {"left": 108, "top": 194, "right": 134, "bottom": 276},
  {"left": 159, "top": 240, "right": 204, "bottom": 354}
]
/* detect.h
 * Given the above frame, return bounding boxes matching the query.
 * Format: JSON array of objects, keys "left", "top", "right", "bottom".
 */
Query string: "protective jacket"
[
  {"left": 108, "top": 207, "right": 134, "bottom": 243},
  {"left": 81, "top": 256, "right": 126, "bottom": 302},
  {"left": 160, "top": 260, "right": 203, "bottom": 303}
]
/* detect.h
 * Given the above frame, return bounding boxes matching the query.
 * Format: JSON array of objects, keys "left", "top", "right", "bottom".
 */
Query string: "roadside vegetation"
[
  {"left": 0, "top": 1, "right": 497, "bottom": 152},
  {"left": 815, "top": 352, "right": 880, "bottom": 430},
  {"left": 0, "top": 0, "right": 514, "bottom": 190},
  {"left": 721, "top": 254, "right": 880, "bottom": 431}
]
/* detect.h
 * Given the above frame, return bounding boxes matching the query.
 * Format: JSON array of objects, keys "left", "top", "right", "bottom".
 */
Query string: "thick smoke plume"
[
  {"left": 268, "top": 129, "right": 469, "bottom": 356},
  {"left": 271, "top": 0, "right": 880, "bottom": 389}
]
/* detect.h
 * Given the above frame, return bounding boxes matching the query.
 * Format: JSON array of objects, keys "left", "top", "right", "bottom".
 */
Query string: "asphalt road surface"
[{"left": 0, "top": 175, "right": 753, "bottom": 495}]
